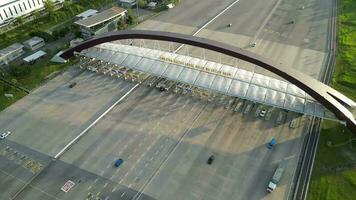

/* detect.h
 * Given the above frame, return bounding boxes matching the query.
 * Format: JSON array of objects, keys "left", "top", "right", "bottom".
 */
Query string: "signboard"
[{"left": 61, "top": 180, "right": 75, "bottom": 193}]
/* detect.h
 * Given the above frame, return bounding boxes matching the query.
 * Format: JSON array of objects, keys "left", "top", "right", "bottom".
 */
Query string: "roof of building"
[
  {"left": 74, "top": 7, "right": 127, "bottom": 28},
  {"left": 23, "top": 36, "right": 44, "bottom": 46},
  {"left": 0, "top": 43, "right": 24, "bottom": 56},
  {"left": 119, "top": 0, "right": 136, "bottom": 3},
  {"left": 80, "top": 43, "right": 335, "bottom": 119},
  {"left": 76, "top": 9, "right": 98, "bottom": 19},
  {"left": 23, "top": 50, "right": 46, "bottom": 62}
]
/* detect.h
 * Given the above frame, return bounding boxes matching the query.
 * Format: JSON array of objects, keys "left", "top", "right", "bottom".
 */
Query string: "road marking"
[
  {"left": 121, "top": 192, "right": 126, "bottom": 197},
  {"left": 94, "top": 178, "right": 98, "bottom": 183},
  {"left": 250, "top": 0, "right": 283, "bottom": 45},
  {"left": 104, "top": 182, "right": 108, "bottom": 188},
  {"left": 133, "top": 103, "right": 208, "bottom": 200},
  {"left": 112, "top": 186, "right": 117, "bottom": 192},
  {"left": 54, "top": 83, "right": 140, "bottom": 159},
  {"left": 128, "top": 183, "right": 133, "bottom": 188},
  {"left": 174, "top": 0, "right": 241, "bottom": 53},
  {"left": 88, "top": 185, "right": 92, "bottom": 190}
]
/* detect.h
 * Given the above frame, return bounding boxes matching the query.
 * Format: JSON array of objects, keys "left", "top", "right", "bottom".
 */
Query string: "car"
[
  {"left": 0, "top": 131, "right": 11, "bottom": 140},
  {"left": 260, "top": 109, "right": 267, "bottom": 117},
  {"left": 69, "top": 82, "right": 77, "bottom": 88},
  {"left": 267, "top": 138, "right": 276, "bottom": 149},
  {"left": 114, "top": 158, "right": 124, "bottom": 167},
  {"left": 207, "top": 155, "right": 215, "bottom": 165},
  {"left": 251, "top": 42, "right": 257, "bottom": 47}
]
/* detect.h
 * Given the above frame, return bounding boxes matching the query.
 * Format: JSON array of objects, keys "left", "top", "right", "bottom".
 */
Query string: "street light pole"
[{"left": 136, "top": 0, "right": 140, "bottom": 22}]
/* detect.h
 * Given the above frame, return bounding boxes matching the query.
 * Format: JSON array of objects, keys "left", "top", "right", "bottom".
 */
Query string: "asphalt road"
[{"left": 0, "top": 0, "right": 334, "bottom": 199}]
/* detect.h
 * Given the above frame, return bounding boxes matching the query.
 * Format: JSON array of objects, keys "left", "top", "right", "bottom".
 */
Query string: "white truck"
[{"left": 267, "top": 160, "right": 288, "bottom": 193}]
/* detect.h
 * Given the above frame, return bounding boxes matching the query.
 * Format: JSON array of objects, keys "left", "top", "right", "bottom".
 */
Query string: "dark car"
[
  {"left": 69, "top": 82, "right": 77, "bottom": 88},
  {"left": 114, "top": 158, "right": 124, "bottom": 167},
  {"left": 207, "top": 155, "right": 215, "bottom": 165}
]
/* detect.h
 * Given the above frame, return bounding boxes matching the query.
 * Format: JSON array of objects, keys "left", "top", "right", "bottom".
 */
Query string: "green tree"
[
  {"left": 44, "top": 0, "right": 55, "bottom": 18},
  {"left": 16, "top": 16, "right": 24, "bottom": 26},
  {"left": 126, "top": 9, "right": 135, "bottom": 25},
  {"left": 138, "top": 0, "right": 147, "bottom": 8},
  {"left": 117, "top": 19, "right": 126, "bottom": 30}
]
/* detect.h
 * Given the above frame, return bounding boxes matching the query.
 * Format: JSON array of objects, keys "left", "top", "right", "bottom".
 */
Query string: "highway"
[{"left": 0, "top": 0, "right": 335, "bottom": 199}]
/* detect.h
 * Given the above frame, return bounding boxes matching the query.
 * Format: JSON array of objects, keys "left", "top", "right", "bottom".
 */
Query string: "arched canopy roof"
[{"left": 60, "top": 30, "right": 356, "bottom": 134}]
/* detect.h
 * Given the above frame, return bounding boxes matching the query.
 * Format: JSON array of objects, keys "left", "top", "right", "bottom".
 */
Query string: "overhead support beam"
[{"left": 60, "top": 30, "right": 356, "bottom": 134}]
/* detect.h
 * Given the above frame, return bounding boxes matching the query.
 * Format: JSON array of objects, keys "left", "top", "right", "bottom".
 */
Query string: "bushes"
[
  {"left": 29, "top": 31, "right": 54, "bottom": 42},
  {"left": 52, "top": 26, "right": 70, "bottom": 39},
  {"left": 10, "top": 65, "right": 32, "bottom": 78}
]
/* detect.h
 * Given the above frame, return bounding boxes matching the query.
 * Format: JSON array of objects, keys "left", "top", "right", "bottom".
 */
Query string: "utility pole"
[{"left": 136, "top": 0, "right": 140, "bottom": 21}]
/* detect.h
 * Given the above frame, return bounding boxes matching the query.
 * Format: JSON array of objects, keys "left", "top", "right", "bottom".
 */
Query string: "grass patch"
[
  {"left": 0, "top": 56, "right": 76, "bottom": 112},
  {"left": 308, "top": 0, "right": 356, "bottom": 199}
]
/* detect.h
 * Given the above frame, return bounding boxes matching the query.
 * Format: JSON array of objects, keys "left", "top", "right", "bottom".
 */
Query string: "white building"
[
  {"left": 0, "top": 0, "right": 64, "bottom": 26},
  {"left": 23, "top": 36, "right": 45, "bottom": 51},
  {"left": 23, "top": 50, "right": 46, "bottom": 63},
  {"left": 0, "top": 43, "right": 25, "bottom": 66}
]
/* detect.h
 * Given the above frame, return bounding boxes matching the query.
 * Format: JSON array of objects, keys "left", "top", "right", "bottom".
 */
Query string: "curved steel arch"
[{"left": 60, "top": 30, "right": 356, "bottom": 134}]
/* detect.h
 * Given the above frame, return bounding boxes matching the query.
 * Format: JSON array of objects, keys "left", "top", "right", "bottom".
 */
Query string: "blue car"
[
  {"left": 114, "top": 159, "right": 124, "bottom": 167},
  {"left": 267, "top": 138, "right": 276, "bottom": 149}
]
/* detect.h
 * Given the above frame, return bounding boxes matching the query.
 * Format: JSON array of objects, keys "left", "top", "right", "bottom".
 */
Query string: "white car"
[
  {"left": 0, "top": 131, "right": 11, "bottom": 140},
  {"left": 260, "top": 109, "right": 267, "bottom": 117}
]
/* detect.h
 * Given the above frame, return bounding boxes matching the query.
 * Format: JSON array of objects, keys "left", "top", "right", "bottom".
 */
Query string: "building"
[
  {"left": 0, "top": 0, "right": 64, "bottom": 27},
  {"left": 23, "top": 36, "right": 45, "bottom": 51},
  {"left": 75, "top": 9, "right": 98, "bottom": 20},
  {"left": 23, "top": 50, "right": 46, "bottom": 64},
  {"left": 74, "top": 7, "right": 127, "bottom": 39},
  {"left": 118, "top": 0, "right": 136, "bottom": 8},
  {"left": 0, "top": 43, "right": 25, "bottom": 66}
]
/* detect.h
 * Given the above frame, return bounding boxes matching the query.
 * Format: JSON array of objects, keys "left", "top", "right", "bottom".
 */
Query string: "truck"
[{"left": 267, "top": 160, "right": 288, "bottom": 193}]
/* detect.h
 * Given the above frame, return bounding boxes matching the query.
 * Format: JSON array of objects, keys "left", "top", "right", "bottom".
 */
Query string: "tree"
[
  {"left": 16, "top": 16, "right": 24, "bottom": 26},
  {"left": 117, "top": 19, "right": 126, "bottom": 30},
  {"left": 138, "top": 0, "right": 147, "bottom": 8},
  {"left": 44, "top": 0, "right": 55, "bottom": 18},
  {"left": 126, "top": 9, "right": 135, "bottom": 25}
]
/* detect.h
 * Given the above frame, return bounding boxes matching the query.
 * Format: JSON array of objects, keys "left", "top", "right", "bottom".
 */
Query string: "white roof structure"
[
  {"left": 0, "top": 43, "right": 24, "bottom": 56},
  {"left": 80, "top": 43, "right": 334, "bottom": 119},
  {"left": 75, "top": 9, "right": 98, "bottom": 19},
  {"left": 23, "top": 50, "right": 46, "bottom": 63}
]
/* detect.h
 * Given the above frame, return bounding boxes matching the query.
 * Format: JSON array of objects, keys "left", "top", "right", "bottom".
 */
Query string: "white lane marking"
[
  {"left": 104, "top": 182, "right": 109, "bottom": 188},
  {"left": 121, "top": 192, "right": 126, "bottom": 197},
  {"left": 54, "top": 83, "right": 140, "bottom": 159},
  {"left": 87, "top": 185, "right": 92, "bottom": 190},
  {"left": 128, "top": 183, "right": 133, "bottom": 188},
  {"left": 112, "top": 186, "right": 118, "bottom": 192},
  {"left": 174, "top": 0, "right": 241, "bottom": 53},
  {"left": 94, "top": 178, "right": 98, "bottom": 183}
]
